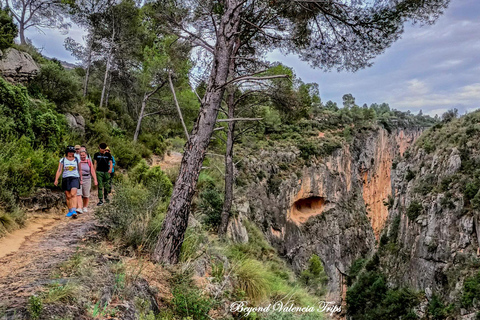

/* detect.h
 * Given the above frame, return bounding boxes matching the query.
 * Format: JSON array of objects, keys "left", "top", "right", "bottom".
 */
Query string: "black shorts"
[{"left": 62, "top": 177, "right": 80, "bottom": 191}]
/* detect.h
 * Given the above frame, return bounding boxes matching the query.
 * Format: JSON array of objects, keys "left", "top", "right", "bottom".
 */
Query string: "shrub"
[
  {"left": 0, "top": 77, "right": 33, "bottom": 140},
  {"left": 0, "top": 8, "right": 17, "bottom": 50},
  {"left": 198, "top": 188, "right": 223, "bottom": 230},
  {"left": 406, "top": 201, "right": 423, "bottom": 221},
  {"left": 347, "top": 258, "right": 366, "bottom": 286},
  {"left": 171, "top": 272, "right": 213, "bottom": 320},
  {"left": 405, "top": 169, "right": 416, "bottom": 182},
  {"left": 462, "top": 271, "right": 480, "bottom": 308},
  {"left": 347, "top": 270, "right": 420, "bottom": 320},
  {"left": 465, "top": 181, "right": 480, "bottom": 201},
  {"left": 139, "top": 133, "right": 168, "bottom": 156},
  {"left": 28, "top": 60, "right": 81, "bottom": 109},
  {"left": 300, "top": 254, "right": 328, "bottom": 296},
  {"left": 96, "top": 166, "right": 172, "bottom": 251},
  {"left": 234, "top": 259, "right": 273, "bottom": 302},
  {"left": 427, "top": 295, "right": 453, "bottom": 320}
]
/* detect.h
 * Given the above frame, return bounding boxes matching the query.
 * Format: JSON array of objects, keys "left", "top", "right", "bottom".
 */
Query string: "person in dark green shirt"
[{"left": 93, "top": 142, "right": 113, "bottom": 205}]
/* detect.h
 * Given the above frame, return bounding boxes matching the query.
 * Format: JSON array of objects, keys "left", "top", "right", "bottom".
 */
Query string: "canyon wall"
[{"left": 237, "top": 126, "right": 421, "bottom": 302}]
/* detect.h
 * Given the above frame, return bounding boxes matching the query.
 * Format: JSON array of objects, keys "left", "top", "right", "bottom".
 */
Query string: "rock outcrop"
[
  {"left": 382, "top": 125, "right": 480, "bottom": 308},
  {"left": 237, "top": 126, "right": 421, "bottom": 302},
  {"left": 0, "top": 48, "right": 40, "bottom": 83},
  {"left": 65, "top": 113, "right": 86, "bottom": 135}
]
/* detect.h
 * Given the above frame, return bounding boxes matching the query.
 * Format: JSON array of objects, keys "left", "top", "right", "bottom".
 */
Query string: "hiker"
[
  {"left": 74, "top": 144, "right": 82, "bottom": 161},
  {"left": 54, "top": 146, "right": 83, "bottom": 218},
  {"left": 76, "top": 150, "right": 98, "bottom": 213},
  {"left": 81, "top": 145, "right": 92, "bottom": 160},
  {"left": 105, "top": 147, "right": 115, "bottom": 194},
  {"left": 93, "top": 142, "right": 113, "bottom": 206}
]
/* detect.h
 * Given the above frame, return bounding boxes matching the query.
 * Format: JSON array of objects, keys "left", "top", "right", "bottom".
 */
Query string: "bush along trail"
[{"left": 0, "top": 154, "right": 182, "bottom": 320}]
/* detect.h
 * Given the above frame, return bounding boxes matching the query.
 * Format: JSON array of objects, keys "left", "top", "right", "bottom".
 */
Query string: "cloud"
[
  {"left": 24, "top": 23, "right": 84, "bottom": 63},
  {"left": 268, "top": 0, "right": 480, "bottom": 115}
]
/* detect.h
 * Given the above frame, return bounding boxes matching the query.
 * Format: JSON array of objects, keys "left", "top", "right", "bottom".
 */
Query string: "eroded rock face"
[
  {"left": 383, "top": 140, "right": 477, "bottom": 304},
  {"left": 0, "top": 48, "right": 40, "bottom": 83},
  {"left": 237, "top": 126, "right": 421, "bottom": 302}
]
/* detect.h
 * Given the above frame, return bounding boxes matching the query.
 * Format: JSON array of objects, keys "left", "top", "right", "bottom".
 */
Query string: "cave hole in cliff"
[{"left": 290, "top": 196, "right": 326, "bottom": 225}]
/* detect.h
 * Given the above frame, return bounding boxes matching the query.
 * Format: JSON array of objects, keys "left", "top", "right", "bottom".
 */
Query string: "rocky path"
[
  {"left": 0, "top": 153, "right": 183, "bottom": 317},
  {"left": 0, "top": 211, "right": 97, "bottom": 313}
]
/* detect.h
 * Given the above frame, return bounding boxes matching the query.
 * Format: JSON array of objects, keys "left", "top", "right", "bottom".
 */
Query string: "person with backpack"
[
  {"left": 54, "top": 146, "right": 83, "bottom": 218},
  {"left": 76, "top": 150, "right": 98, "bottom": 213},
  {"left": 105, "top": 147, "right": 115, "bottom": 194},
  {"left": 94, "top": 142, "right": 113, "bottom": 206}
]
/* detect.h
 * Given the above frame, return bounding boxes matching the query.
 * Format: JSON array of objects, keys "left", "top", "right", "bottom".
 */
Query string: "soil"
[
  {"left": 0, "top": 153, "right": 183, "bottom": 318},
  {"left": 0, "top": 211, "right": 97, "bottom": 312}
]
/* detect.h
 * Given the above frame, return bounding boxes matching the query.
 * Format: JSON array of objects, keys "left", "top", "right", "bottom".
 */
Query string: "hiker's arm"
[
  {"left": 94, "top": 159, "right": 97, "bottom": 171},
  {"left": 78, "top": 162, "right": 83, "bottom": 185},
  {"left": 91, "top": 163, "right": 98, "bottom": 185},
  {"left": 108, "top": 160, "right": 113, "bottom": 173},
  {"left": 54, "top": 163, "right": 62, "bottom": 186}
]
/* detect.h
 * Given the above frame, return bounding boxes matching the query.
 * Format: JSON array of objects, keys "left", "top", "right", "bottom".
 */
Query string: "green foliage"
[
  {"left": 300, "top": 254, "right": 328, "bottom": 296},
  {"left": 462, "top": 271, "right": 480, "bottom": 308},
  {"left": 28, "top": 295, "right": 43, "bottom": 319},
  {"left": 464, "top": 181, "right": 480, "bottom": 201},
  {"left": 234, "top": 258, "right": 273, "bottom": 302},
  {"left": 347, "top": 269, "right": 420, "bottom": 320},
  {"left": 0, "top": 77, "right": 33, "bottom": 140},
  {"left": 406, "top": 201, "right": 423, "bottom": 221},
  {"left": 347, "top": 259, "right": 366, "bottom": 286},
  {"left": 97, "top": 165, "right": 172, "bottom": 251},
  {"left": 427, "top": 295, "right": 453, "bottom": 320},
  {"left": 198, "top": 188, "right": 224, "bottom": 230},
  {"left": 28, "top": 60, "right": 81, "bottom": 109},
  {"left": 0, "top": 8, "right": 17, "bottom": 50},
  {"left": 171, "top": 273, "right": 213, "bottom": 320},
  {"left": 138, "top": 133, "right": 167, "bottom": 156},
  {"left": 405, "top": 169, "right": 416, "bottom": 182},
  {"left": 0, "top": 137, "right": 58, "bottom": 200}
]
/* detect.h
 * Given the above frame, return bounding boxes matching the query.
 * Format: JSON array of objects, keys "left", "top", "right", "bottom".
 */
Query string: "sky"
[{"left": 25, "top": 0, "right": 480, "bottom": 117}]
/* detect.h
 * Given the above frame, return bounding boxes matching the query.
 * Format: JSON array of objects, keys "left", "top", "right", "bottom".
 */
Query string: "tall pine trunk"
[
  {"left": 100, "top": 28, "right": 115, "bottom": 108},
  {"left": 99, "top": 51, "right": 111, "bottom": 108},
  {"left": 83, "top": 43, "right": 92, "bottom": 97},
  {"left": 219, "top": 86, "right": 236, "bottom": 236},
  {"left": 133, "top": 92, "right": 148, "bottom": 142},
  {"left": 152, "top": 0, "right": 242, "bottom": 264}
]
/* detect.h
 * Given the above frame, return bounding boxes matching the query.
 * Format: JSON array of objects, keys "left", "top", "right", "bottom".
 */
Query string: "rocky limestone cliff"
[
  {"left": 236, "top": 126, "right": 422, "bottom": 302},
  {"left": 379, "top": 113, "right": 480, "bottom": 317},
  {"left": 0, "top": 48, "right": 40, "bottom": 83}
]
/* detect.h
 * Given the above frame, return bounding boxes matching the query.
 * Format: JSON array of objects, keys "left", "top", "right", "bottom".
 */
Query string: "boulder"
[
  {"left": 65, "top": 113, "right": 86, "bottom": 135},
  {"left": 0, "top": 48, "right": 40, "bottom": 83}
]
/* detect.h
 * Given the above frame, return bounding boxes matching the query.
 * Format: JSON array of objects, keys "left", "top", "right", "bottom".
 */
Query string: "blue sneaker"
[{"left": 66, "top": 211, "right": 74, "bottom": 217}]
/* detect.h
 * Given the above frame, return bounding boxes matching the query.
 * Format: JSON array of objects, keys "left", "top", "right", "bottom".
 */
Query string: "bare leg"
[
  {"left": 83, "top": 197, "right": 89, "bottom": 208},
  {"left": 77, "top": 195, "right": 83, "bottom": 210},
  {"left": 65, "top": 191, "right": 73, "bottom": 210}
]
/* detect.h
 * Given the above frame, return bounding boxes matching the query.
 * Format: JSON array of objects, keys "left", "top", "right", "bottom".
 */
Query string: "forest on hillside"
[{"left": 1, "top": 0, "right": 469, "bottom": 319}]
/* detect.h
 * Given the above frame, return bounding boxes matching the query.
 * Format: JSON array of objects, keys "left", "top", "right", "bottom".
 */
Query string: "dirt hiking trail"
[
  {"left": 0, "top": 212, "right": 96, "bottom": 311},
  {"left": 0, "top": 153, "right": 182, "bottom": 316}
]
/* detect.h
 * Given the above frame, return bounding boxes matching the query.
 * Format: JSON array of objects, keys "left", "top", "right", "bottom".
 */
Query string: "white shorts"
[{"left": 77, "top": 177, "right": 91, "bottom": 198}]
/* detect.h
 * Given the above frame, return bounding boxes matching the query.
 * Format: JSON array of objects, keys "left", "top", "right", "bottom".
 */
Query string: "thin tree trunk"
[
  {"left": 168, "top": 72, "right": 189, "bottom": 140},
  {"left": 219, "top": 86, "right": 236, "bottom": 237},
  {"left": 105, "top": 73, "right": 112, "bottom": 106},
  {"left": 133, "top": 93, "right": 148, "bottom": 142},
  {"left": 19, "top": 25, "right": 26, "bottom": 45},
  {"left": 134, "top": 84, "right": 164, "bottom": 142},
  {"left": 100, "top": 27, "right": 115, "bottom": 108},
  {"left": 152, "top": 0, "right": 242, "bottom": 265},
  {"left": 99, "top": 52, "right": 111, "bottom": 108}
]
